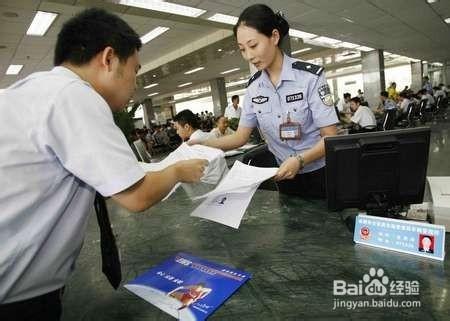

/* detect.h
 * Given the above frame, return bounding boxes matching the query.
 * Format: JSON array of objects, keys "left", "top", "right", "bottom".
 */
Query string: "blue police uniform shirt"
[{"left": 239, "top": 54, "right": 338, "bottom": 173}]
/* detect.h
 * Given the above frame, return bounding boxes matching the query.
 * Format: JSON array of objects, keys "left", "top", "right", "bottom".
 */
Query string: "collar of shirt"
[
  {"left": 52, "top": 66, "right": 80, "bottom": 80},
  {"left": 259, "top": 54, "right": 296, "bottom": 89},
  {"left": 52, "top": 66, "right": 93, "bottom": 89}
]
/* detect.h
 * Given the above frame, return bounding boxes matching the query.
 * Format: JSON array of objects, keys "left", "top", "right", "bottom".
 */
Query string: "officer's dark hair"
[
  {"left": 350, "top": 97, "right": 361, "bottom": 104},
  {"left": 233, "top": 4, "right": 289, "bottom": 47},
  {"left": 343, "top": 93, "right": 351, "bottom": 99},
  {"left": 418, "top": 89, "right": 427, "bottom": 95},
  {"left": 433, "top": 86, "right": 440, "bottom": 90},
  {"left": 231, "top": 95, "right": 239, "bottom": 102},
  {"left": 54, "top": 8, "right": 142, "bottom": 66},
  {"left": 380, "top": 91, "right": 389, "bottom": 98},
  {"left": 173, "top": 109, "right": 199, "bottom": 129}
]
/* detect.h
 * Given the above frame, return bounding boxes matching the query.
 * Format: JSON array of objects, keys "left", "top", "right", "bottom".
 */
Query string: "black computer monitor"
[{"left": 325, "top": 127, "right": 431, "bottom": 215}]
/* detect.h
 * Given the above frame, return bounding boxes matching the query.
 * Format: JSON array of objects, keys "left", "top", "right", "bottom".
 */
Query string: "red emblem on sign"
[{"left": 360, "top": 227, "right": 370, "bottom": 240}]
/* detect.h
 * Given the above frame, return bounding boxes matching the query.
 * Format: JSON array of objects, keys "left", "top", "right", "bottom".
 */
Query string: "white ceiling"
[{"left": 1, "top": 0, "right": 449, "bottom": 103}]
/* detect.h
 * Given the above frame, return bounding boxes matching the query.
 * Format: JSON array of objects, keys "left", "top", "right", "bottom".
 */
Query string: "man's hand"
[
  {"left": 174, "top": 159, "right": 208, "bottom": 183},
  {"left": 274, "top": 157, "right": 300, "bottom": 181}
]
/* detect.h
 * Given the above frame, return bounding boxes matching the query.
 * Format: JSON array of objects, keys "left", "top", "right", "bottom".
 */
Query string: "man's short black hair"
[
  {"left": 380, "top": 91, "right": 389, "bottom": 98},
  {"left": 173, "top": 109, "right": 199, "bottom": 129},
  {"left": 54, "top": 8, "right": 142, "bottom": 66},
  {"left": 350, "top": 97, "right": 361, "bottom": 104},
  {"left": 343, "top": 93, "right": 351, "bottom": 99},
  {"left": 231, "top": 95, "right": 239, "bottom": 102}
]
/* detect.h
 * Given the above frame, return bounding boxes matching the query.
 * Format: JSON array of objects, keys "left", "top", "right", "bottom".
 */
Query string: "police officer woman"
[{"left": 200, "top": 4, "right": 338, "bottom": 198}]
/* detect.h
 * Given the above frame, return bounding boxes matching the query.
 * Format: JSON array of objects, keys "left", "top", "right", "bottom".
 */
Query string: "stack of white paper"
[{"left": 139, "top": 143, "right": 228, "bottom": 200}]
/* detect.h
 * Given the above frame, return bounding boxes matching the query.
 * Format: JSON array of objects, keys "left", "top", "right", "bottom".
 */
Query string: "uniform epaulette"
[
  {"left": 292, "top": 61, "right": 324, "bottom": 76},
  {"left": 246, "top": 70, "right": 262, "bottom": 88}
]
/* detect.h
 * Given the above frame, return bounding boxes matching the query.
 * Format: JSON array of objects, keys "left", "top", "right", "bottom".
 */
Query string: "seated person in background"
[
  {"left": 173, "top": 109, "right": 210, "bottom": 143},
  {"left": 433, "top": 86, "right": 447, "bottom": 99},
  {"left": 224, "top": 95, "right": 242, "bottom": 119},
  {"left": 337, "top": 92, "right": 351, "bottom": 113},
  {"left": 209, "top": 115, "right": 235, "bottom": 138},
  {"left": 349, "top": 97, "right": 376, "bottom": 133},
  {"left": 439, "top": 83, "right": 448, "bottom": 95},
  {"left": 152, "top": 125, "right": 170, "bottom": 146},
  {"left": 357, "top": 89, "right": 365, "bottom": 101},
  {"left": 418, "top": 88, "right": 435, "bottom": 109},
  {"left": 376, "top": 90, "right": 397, "bottom": 115},
  {"left": 398, "top": 92, "right": 411, "bottom": 117}
]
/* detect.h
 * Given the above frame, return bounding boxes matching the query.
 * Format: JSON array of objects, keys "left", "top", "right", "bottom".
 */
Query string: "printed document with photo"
[{"left": 191, "top": 161, "right": 278, "bottom": 228}]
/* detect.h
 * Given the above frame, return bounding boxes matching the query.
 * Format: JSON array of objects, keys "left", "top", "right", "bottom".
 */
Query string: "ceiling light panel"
[
  {"left": 207, "top": 13, "right": 238, "bottom": 25},
  {"left": 6, "top": 64, "right": 23, "bottom": 75},
  {"left": 119, "top": 0, "right": 206, "bottom": 17},
  {"left": 184, "top": 67, "right": 204, "bottom": 75},
  {"left": 289, "top": 29, "right": 317, "bottom": 39},
  {"left": 26, "top": 11, "right": 58, "bottom": 36},
  {"left": 140, "top": 26, "right": 169, "bottom": 44}
]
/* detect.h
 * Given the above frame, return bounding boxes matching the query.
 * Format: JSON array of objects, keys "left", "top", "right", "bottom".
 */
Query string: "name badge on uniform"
[
  {"left": 279, "top": 111, "right": 301, "bottom": 140},
  {"left": 286, "top": 92, "right": 303, "bottom": 103}
]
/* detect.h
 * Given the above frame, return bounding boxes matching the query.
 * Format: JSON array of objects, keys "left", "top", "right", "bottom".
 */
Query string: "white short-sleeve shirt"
[
  {"left": 188, "top": 129, "right": 210, "bottom": 143},
  {"left": 0, "top": 66, "right": 145, "bottom": 303},
  {"left": 351, "top": 106, "right": 377, "bottom": 127},
  {"left": 224, "top": 104, "right": 242, "bottom": 119}
]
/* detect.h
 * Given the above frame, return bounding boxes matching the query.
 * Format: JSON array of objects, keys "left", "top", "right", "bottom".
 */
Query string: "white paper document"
[
  {"left": 190, "top": 161, "right": 278, "bottom": 228},
  {"left": 139, "top": 143, "right": 228, "bottom": 200},
  {"left": 190, "top": 185, "right": 259, "bottom": 229},
  {"left": 193, "top": 160, "right": 278, "bottom": 200}
]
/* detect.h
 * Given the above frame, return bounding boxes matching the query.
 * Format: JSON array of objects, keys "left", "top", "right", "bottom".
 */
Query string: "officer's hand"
[
  {"left": 274, "top": 157, "right": 300, "bottom": 181},
  {"left": 174, "top": 159, "right": 208, "bottom": 183}
]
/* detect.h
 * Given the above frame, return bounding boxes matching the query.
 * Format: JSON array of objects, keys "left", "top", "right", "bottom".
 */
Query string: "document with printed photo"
[
  {"left": 194, "top": 160, "right": 278, "bottom": 200},
  {"left": 190, "top": 185, "right": 259, "bottom": 229}
]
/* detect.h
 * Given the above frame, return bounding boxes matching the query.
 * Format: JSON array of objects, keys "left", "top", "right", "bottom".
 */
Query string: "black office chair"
[
  {"left": 418, "top": 99, "right": 430, "bottom": 124},
  {"left": 435, "top": 96, "right": 443, "bottom": 114},
  {"left": 397, "top": 102, "right": 415, "bottom": 128},
  {"left": 379, "top": 109, "right": 396, "bottom": 131}
]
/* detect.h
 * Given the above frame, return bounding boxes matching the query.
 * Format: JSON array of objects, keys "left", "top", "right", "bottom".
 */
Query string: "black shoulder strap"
[
  {"left": 292, "top": 61, "right": 324, "bottom": 76},
  {"left": 246, "top": 70, "right": 262, "bottom": 87}
]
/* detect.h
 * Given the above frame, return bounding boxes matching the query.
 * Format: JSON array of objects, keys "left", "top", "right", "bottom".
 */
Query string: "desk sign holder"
[{"left": 354, "top": 214, "right": 446, "bottom": 261}]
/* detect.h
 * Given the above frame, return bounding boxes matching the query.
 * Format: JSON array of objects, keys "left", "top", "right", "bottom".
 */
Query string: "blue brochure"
[{"left": 124, "top": 253, "right": 251, "bottom": 320}]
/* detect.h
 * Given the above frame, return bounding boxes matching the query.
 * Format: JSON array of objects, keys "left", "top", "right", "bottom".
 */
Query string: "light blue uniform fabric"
[
  {"left": 384, "top": 98, "right": 397, "bottom": 110},
  {"left": 239, "top": 54, "right": 338, "bottom": 173}
]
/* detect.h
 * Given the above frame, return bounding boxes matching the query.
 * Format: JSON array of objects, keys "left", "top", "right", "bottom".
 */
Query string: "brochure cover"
[{"left": 124, "top": 253, "right": 251, "bottom": 320}]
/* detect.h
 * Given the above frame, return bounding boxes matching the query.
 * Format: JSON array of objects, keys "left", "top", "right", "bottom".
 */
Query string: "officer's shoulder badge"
[
  {"left": 246, "top": 70, "right": 262, "bottom": 87},
  {"left": 292, "top": 61, "right": 324, "bottom": 76},
  {"left": 318, "top": 84, "right": 334, "bottom": 107}
]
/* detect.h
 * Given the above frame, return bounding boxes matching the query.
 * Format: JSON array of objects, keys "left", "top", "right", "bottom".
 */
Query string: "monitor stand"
[{"left": 365, "top": 192, "right": 404, "bottom": 219}]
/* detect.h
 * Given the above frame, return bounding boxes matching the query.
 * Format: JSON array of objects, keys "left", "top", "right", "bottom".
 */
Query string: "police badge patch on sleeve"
[{"left": 318, "top": 84, "right": 334, "bottom": 106}]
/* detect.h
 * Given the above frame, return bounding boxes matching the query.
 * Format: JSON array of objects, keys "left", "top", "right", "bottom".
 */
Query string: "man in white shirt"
[
  {"left": 350, "top": 97, "right": 377, "bottom": 132},
  {"left": 419, "top": 89, "right": 435, "bottom": 109},
  {"left": 0, "top": 8, "right": 206, "bottom": 320},
  {"left": 173, "top": 109, "right": 210, "bottom": 143},
  {"left": 336, "top": 92, "right": 351, "bottom": 113},
  {"left": 224, "top": 95, "right": 242, "bottom": 119},
  {"left": 398, "top": 92, "right": 411, "bottom": 115},
  {"left": 209, "top": 116, "right": 235, "bottom": 138}
]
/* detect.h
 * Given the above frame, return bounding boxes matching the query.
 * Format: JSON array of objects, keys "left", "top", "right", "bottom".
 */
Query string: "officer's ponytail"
[{"left": 233, "top": 4, "right": 290, "bottom": 48}]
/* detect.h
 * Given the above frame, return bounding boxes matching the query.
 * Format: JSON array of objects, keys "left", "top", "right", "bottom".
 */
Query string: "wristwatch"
[{"left": 295, "top": 153, "right": 305, "bottom": 170}]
